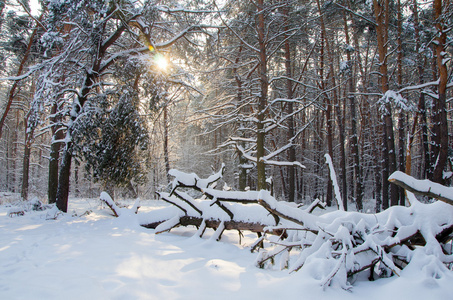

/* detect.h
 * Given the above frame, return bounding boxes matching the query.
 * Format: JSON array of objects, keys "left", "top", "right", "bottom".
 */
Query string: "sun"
[{"left": 155, "top": 54, "right": 168, "bottom": 71}]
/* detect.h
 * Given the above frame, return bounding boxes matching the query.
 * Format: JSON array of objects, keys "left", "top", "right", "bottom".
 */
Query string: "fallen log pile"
[
  {"left": 143, "top": 164, "right": 284, "bottom": 239},
  {"left": 100, "top": 166, "right": 453, "bottom": 288}
]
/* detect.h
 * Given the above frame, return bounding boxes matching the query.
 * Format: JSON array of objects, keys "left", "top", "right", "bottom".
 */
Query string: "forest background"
[{"left": 0, "top": 0, "right": 451, "bottom": 213}]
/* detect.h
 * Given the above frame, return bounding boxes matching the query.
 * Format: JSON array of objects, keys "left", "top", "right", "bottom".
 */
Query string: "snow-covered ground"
[{"left": 0, "top": 198, "right": 451, "bottom": 300}]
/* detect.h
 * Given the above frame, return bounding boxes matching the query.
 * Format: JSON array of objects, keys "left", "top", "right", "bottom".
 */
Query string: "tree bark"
[
  {"left": 10, "top": 111, "right": 19, "bottom": 193},
  {"left": 431, "top": 0, "right": 449, "bottom": 184},
  {"left": 163, "top": 104, "right": 171, "bottom": 180},
  {"left": 48, "top": 103, "right": 64, "bottom": 204},
  {"left": 343, "top": 10, "right": 363, "bottom": 211},
  {"left": 373, "top": 0, "right": 398, "bottom": 206},
  {"left": 256, "top": 0, "right": 268, "bottom": 190},
  {"left": 410, "top": 0, "right": 430, "bottom": 179},
  {"left": 0, "top": 1, "right": 5, "bottom": 33},
  {"left": 316, "top": 0, "right": 333, "bottom": 206},
  {"left": 56, "top": 61, "right": 99, "bottom": 212},
  {"left": 56, "top": 147, "right": 72, "bottom": 212},
  {"left": 282, "top": 2, "right": 296, "bottom": 202},
  {"left": 48, "top": 142, "right": 60, "bottom": 203},
  {"left": 142, "top": 215, "right": 279, "bottom": 234},
  {"left": 21, "top": 129, "right": 33, "bottom": 200},
  {"left": 396, "top": 0, "right": 405, "bottom": 206},
  {"left": 374, "top": 118, "right": 383, "bottom": 212}
]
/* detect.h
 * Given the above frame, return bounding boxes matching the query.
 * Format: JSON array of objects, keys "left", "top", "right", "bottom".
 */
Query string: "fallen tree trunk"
[
  {"left": 389, "top": 171, "right": 453, "bottom": 206},
  {"left": 99, "top": 165, "right": 453, "bottom": 289},
  {"left": 141, "top": 215, "right": 271, "bottom": 233}
]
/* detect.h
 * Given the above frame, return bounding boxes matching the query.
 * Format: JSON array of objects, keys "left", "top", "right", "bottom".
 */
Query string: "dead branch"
[
  {"left": 389, "top": 171, "right": 453, "bottom": 206},
  {"left": 258, "top": 199, "right": 316, "bottom": 233},
  {"left": 100, "top": 192, "right": 120, "bottom": 217},
  {"left": 141, "top": 215, "right": 275, "bottom": 234}
]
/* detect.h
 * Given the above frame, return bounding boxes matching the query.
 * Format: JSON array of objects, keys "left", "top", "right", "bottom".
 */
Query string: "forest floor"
[{"left": 0, "top": 197, "right": 451, "bottom": 299}]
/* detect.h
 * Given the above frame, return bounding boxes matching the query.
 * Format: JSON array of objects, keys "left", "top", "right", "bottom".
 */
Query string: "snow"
[
  {"left": 325, "top": 154, "right": 344, "bottom": 211},
  {"left": 389, "top": 171, "right": 453, "bottom": 204},
  {"left": 378, "top": 90, "right": 413, "bottom": 112},
  {"left": 0, "top": 198, "right": 452, "bottom": 299},
  {"left": 340, "top": 61, "right": 350, "bottom": 72}
]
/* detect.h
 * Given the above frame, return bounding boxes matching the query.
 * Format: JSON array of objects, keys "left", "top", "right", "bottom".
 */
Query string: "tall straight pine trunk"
[
  {"left": 432, "top": 0, "right": 449, "bottom": 184},
  {"left": 316, "top": 0, "right": 333, "bottom": 206},
  {"left": 373, "top": 0, "right": 399, "bottom": 207},
  {"left": 282, "top": 3, "right": 296, "bottom": 202},
  {"left": 256, "top": 0, "right": 268, "bottom": 190}
]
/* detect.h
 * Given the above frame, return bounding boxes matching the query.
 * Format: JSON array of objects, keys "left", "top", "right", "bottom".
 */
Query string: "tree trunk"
[
  {"left": 21, "top": 77, "right": 38, "bottom": 200},
  {"left": 432, "top": 0, "right": 449, "bottom": 184},
  {"left": 397, "top": 0, "right": 405, "bottom": 205},
  {"left": 55, "top": 61, "right": 99, "bottom": 212},
  {"left": 126, "top": 180, "right": 138, "bottom": 199},
  {"left": 163, "top": 105, "right": 171, "bottom": 180},
  {"left": 343, "top": 10, "right": 363, "bottom": 211},
  {"left": 382, "top": 117, "right": 389, "bottom": 210},
  {"left": 21, "top": 130, "right": 33, "bottom": 200},
  {"left": 316, "top": 0, "right": 332, "bottom": 206},
  {"left": 299, "top": 100, "right": 306, "bottom": 201},
  {"left": 48, "top": 103, "right": 64, "bottom": 203},
  {"left": 283, "top": 2, "right": 296, "bottom": 202},
  {"left": 326, "top": 30, "right": 347, "bottom": 211},
  {"left": 48, "top": 142, "right": 60, "bottom": 203},
  {"left": 256, "top": 0, "right": 268, "bottom": 190},
  {"left": 11, "top": 111, "right": 19, "bottom": 193},
  {"left": 373, "top": 0, "right": 398, "bottom": 206},
  {"left": 0, "top": 1, "right": 5, "bottom": 32},
  {"left": 233, "top": 45, "right": 248, "bottom": 191},
  {"left": 56, "top": 146, "right": 72, "bottom": 212},
  {"left": 74, "top": 162, "right": 80, "bottom": 196},
  {"left": 375, "top": 123, "right": 383, "bottom": 212},
  {"left": 411, "top": 0, "right": 430, "bottom": 179}
]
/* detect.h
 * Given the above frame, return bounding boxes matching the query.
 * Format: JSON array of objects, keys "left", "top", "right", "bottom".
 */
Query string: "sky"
[{"left": 30, "top": 0, "right": 40, "bottom": 15}]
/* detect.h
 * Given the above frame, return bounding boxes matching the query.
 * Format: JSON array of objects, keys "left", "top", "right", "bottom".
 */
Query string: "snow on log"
[
  {"left": 156, "top": 192, "right": 190, "bottom": 215},
  {"left": 147, "top": 166, "right": 287, "bottom": 237},
  {"left": 100, "top": 192, "right": 140, "bottom": 217},
  {"left": 258, "top": 190, "right": 318, "bottom": 231},
  {"left": 145, "top": 166, "right": 453, "bottom": 288},
  {"left": 256, "top": 187, "right": 453, "bottom": 287},
  {"left": 100, "top": 192, "right": 120, "bottom": 217},
  {"left": 168, "top": 163, "right": 225, "bottom": 194},
  {"left": 325, "top": 153, "right": 344, "bottom": 211},
  {"left": 155, "top": 215, "right": 181, "bottom": 234},
  {"left": 303, "top": 198, "right": 327, "bottom": 213},
  {"left": 141, "top": 215, "right": 275, "bottom": 234},
  {"left": 172, "top": 190, "right": 202, "bottom": 215},
  {"left": 195, "top": 219, "right": 207, "bottom": 237},
  {"left": 210, "top": 221, "right": 225, "bottom": 241},
  {"left": 201, "top": 188, "right": 261, "bottom": 204},
  {"left": 389, "top": 171, "right": 453, "bottom": 206}
]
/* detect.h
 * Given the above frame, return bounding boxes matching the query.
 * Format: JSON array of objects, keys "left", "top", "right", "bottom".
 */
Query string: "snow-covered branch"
[
  {"left": 389, "top": 171, "right": 453, "bottom": 206},
  {"left": 106, "top": 168, "right": 453, "bottom": 289},
  {"left": 100, "top": 192, "right": 140, "bottom": 217},
  {"left": 168, "top": 163, "right": 225, "bottom": 194},
  {"left": 325, "top": 154, "right": 344, "bottom": 211}
]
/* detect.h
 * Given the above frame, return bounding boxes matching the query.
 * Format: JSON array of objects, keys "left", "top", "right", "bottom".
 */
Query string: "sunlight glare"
[{"left": 155, "top": 54, "right": 168, "bottom": 71}]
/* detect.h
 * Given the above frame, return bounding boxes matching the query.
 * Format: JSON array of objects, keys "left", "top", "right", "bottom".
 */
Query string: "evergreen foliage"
[{"left": 72, "top": 87, "right": 149, "bottom": 187}]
